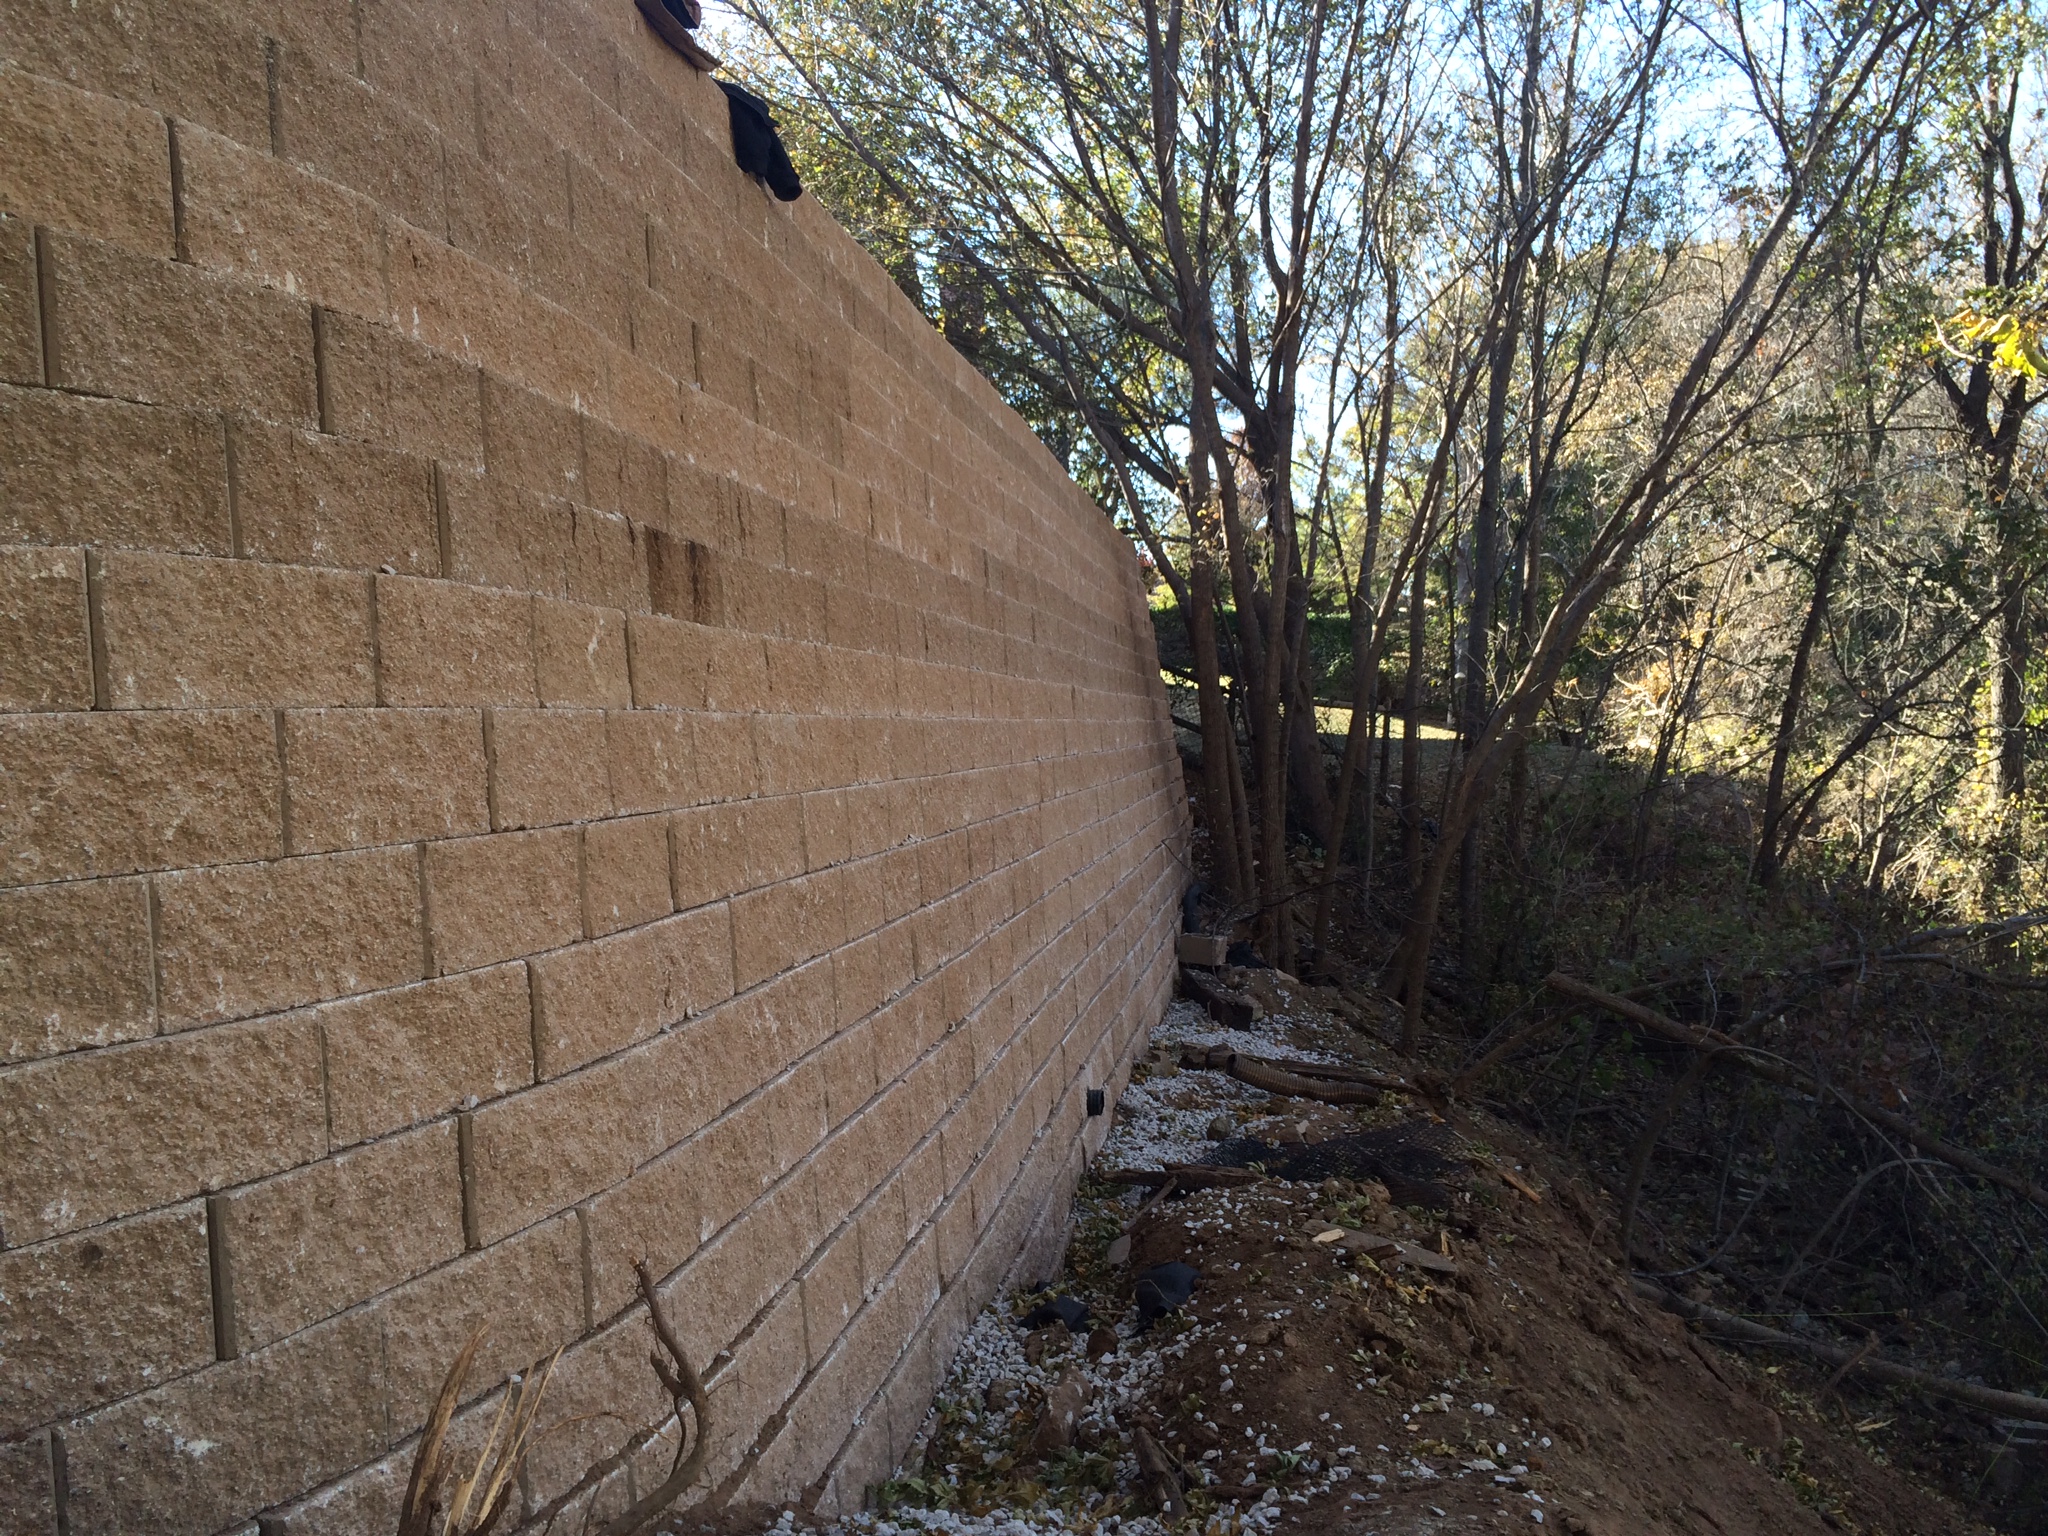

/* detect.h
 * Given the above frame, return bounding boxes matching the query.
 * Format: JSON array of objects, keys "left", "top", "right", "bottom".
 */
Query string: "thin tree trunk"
[
  {"left": 1754, "top": 500, "right": 1856, "bottom": 887},
  {"left": 1188, "top": 549, "right": 1248, "bottom": 903},
  {"left": 1400, "top": 552, "right": 1427, "bottom": 882},
  {"left": 1310, "top": 320, "right": 1399, "bottom": 965}
]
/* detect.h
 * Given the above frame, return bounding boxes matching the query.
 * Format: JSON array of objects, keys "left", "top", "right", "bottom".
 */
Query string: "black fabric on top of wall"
[{"left": 717, "top": 80, "right": 804, "bottom": 202}]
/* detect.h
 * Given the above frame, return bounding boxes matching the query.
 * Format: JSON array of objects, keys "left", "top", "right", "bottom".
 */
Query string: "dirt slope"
[{"left": 671, "top": 985, "right": 1989, "bottom": 1536}]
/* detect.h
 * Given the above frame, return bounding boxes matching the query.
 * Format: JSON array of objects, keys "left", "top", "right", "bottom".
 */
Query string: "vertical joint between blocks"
[
  {"left": 482, "top": 706, "right": 503, "bottom": 830},
  {"left": 416, "top": 841, "right": 436, "bottom": 979},
  {"left": 311, "top": 307, "right": 333, "bottom": 434},
  {"left": 432, "top": 462, "right": 453, "bottom": 577},
  {"left": 264, "top": 37, "right": 284, "bottom": 157},
  {"left": 576, "top": 826, "right": 593, "bottom": 940},
  {"left": 32, "top": 226, "right": 59, "bottom": 387},
  {"left": 274, "top": 708, "right": 294, "bottom": 855},
  {"left": 367, "top": 573, "right": 384, "bottom": 706},
  {"left": 205, "top": 1194, "right": 239, "bottom": 1361},
  {"left": 167, "top": 119, "right": 189, "bottom": 263},
  {"left": 222, "top": 416, "right": 244, "bottom": 558},
  {"left": 457, "top": 1110, "right": 481, "bottom": 1251},
  {"left": 576, "top": 1205, "right": 595, "bottom": 1331},
  {"left": 82, "top": 549, "right": 109, "bottom": 710},
  {"left": 316, "top": 1019, "right": 335, "bottom": 1150},
  {"left": 526, "top": 957, "right": 545, "bottom": 1085},
  {"left": 49, "top": 1428, "right": 70, "bottom": 1536}
]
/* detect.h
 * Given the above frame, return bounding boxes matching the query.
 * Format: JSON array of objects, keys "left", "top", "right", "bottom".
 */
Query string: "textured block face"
[
  {"left": 487, "top": 706, "right": 614, "bottom": 828},
  {"left": 282, "top": 707, "right": 489, "bottom": 852},
  {"left": 317, "top": 963, "right": 535, "bottom": 1145},
  {"left": 535, "top": 597, "right": 631, "bottom": 706},
  {"left": 153, "top": 848, "right": 424, "bottom": 1028},
  {"left": 39, "top": 229, "right": 319, "bottom": 426},
  {"left": 0, "top": 62, "right": 173, "bottom": 254},
  {"left": 0, "top": 1203, "right": 214, "bottom": 1425},
  {"left": 0, "top": 3, "right": 1187, "bottom": 1528},
  {"left": 0, "top": 709, "right": 283, "bottom": 884},
  {"left": 421, "top": 827, "right": 582, "bottom": 973},
  {"left": 375, "top": 575, "right": 537, "bottom": 706},
  {"left": 316, "top": 308, "right": 484, "bottom": 465},
  {"left": 0, "top": 876, "right": 154, "bottom": 1062},
  {"left": 94, "top": 550, "right": 375, "bottom": 708},
  {"left": 582, "top": 811, "right": 672, "bottom": 935},
  {"left": 0, "top": 543, "right": 92, "bottom": 709},
  {"left": 0, "top": 1016, "right": 327, "bottom": 1242},
  {"left": 229, "top": 421, "right": 437, "bottom": 574},
  {"left": 173, "top": 121, "right": 390, "bottom": 317},
  {"left": 0, "top": 385, "right": 230, "bottom": 552},
  {"left": 217, "top": 1122, "right": 465, "bottom": 1351},
  {"left": 529, "top": 904, "right": 732, "bottom": 1077}
]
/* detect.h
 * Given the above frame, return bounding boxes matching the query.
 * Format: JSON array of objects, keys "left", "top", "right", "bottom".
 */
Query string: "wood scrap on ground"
[
  {"left": 1177, "top": 967, "right": 1263, "bottom": 1028},
  {"left": 1131, "top": 1427, "right": 1185, "bottom": 1518},
  {"left": 1177, "top": 1044, "right": 1408, "bottom": 1105},
  {"left": 1100, "top": 1163, "right": 1261, "bottom": 1190}
]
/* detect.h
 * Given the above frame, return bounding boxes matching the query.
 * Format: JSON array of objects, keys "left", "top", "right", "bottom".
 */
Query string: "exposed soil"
[{"left": 668, "top": 982, "right": 1994, "bottom": 1536}]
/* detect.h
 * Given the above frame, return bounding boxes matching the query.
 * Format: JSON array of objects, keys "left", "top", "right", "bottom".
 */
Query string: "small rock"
[
  {"left": 1086, "top": 1325, "right": 1118, "bottom": 1360},
  {"left": 1023, "top": 1325, "right": 1065, "bottom": 1365},
  {"left": 1030, "top": 1365, "right": 1093, "bottom": 1457},
  {"left": 1207, "top": 1114, "right": 1236, "bottom": 1139}
]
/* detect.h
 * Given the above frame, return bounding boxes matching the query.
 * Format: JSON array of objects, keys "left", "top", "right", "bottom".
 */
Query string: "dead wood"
[
  {"left": 399, "top": 1326, "right": 487, "bottom": 1536},
  {"left": 398, "top": 1325, "right": 558, "bottom": 1536},
  {"left": 1636, "top": 1279, "right": 2048, "bottom": 1422},
  {"left": 1451, "top": 1015, "right": 1567, "bottom": 1097},
  {"left": 1107, "top": 1175, "right": 1181, "bottom": 1264},
  {"left": 1100, "top": 1164, "right": 1262, "bottom": 1189},
  {"left": 1178, "top": 1045, "right": 1397, "bottom": 1104},
  {"left": 1132, "top": 1427, "right": 1186, "bottom": 1518},
  {"left": 595, "top": 1259, "right": 713, "bottom": 1536},
  {"left": 1545, "top": 973, "right": 2048, "bottom": 1213}
]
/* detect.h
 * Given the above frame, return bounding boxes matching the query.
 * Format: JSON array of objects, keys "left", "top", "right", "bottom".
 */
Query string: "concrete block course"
[{"left": 0, "top": 0, "right": 1187, "bottom": 1524}]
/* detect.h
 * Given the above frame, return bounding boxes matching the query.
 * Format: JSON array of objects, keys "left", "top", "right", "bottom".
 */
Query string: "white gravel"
[{"left": 732, "top": 1000, "right": 1344, "bottom": 1536}]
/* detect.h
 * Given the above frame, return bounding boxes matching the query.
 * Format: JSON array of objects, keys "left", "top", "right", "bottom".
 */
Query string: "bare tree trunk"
[
  {"left": 1987, "top": 508, "right": 2027, "bottom": 923},
  {"left": 1754, "top": 501, "right": 1855, "bottom": 887},
  {"left": 1188, "top": 547, "right": 1248, "bottom": 903},
  {"left": 1400, "top": 552, "right": 1427, "bottom": 888},
  {"left": 1455, "top": 0, "right": 1540, "bottom": 995},
  {"left": 1397, "top": 27, "right": 1942, "bottom": 1045}
]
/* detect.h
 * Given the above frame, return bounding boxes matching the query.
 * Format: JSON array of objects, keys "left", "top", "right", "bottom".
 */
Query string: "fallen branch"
[
  {"left": 1897, "top": 911, "right": 2048, "bottom": 950},
  {"left": 1179, "top": 1046, "right": 1393, "bottom": 1105},
  {"left": 1545, "top": 973, "right": 2048, "bottom": 1213},
  {"left": 1820, "top": 1331, "right": 1881, "bottom": 1400},
  {"left": 595, "top": 1260, "right": 713, "bottom": 1536},
  {"left": 1256, "top": 1056, "right": 1414, "bottom": 1091},
  {"left": 1867, "top": 952, "right": 2048, "bottom": 990},
  {"left": 1634, "top": 1279, "right": 2048, "bottom": 1421},
  {"left": 1451, "top": 1011, "right": 1568, "bottom": 1097},
  {"left": 1100, "top": 1163, "right": 1261, "bottom": 1190}
]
